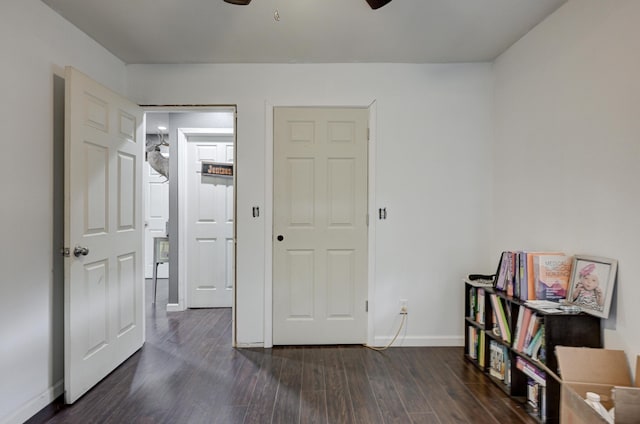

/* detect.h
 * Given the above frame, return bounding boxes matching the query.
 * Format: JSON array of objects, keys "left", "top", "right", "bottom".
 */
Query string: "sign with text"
[{"left": 202, "top": 162, "right": 233, "bottom": 178}]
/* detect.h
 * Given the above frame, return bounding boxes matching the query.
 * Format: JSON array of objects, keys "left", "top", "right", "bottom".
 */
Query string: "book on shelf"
[
  {"left": 535, "top": 254, "right": 572, "bottom": 301},
  {"left": 489, "top": 340, "right": 508, "bottom": 381},
  {"left": 516, "top": 356, "right": 546, "bottom": 386},
  {"left": 518, "top": 251, "right": 528, "bottom": 300},
  {"left": 468, "top": 326, "right": 476, "bottom": 358},
  {"left": 489, "top": 294, "right": 511, "bottom": 343},
  {"left": 527, "top": 378, "right": 540, "bottom": 411},
  {"left": 523, "top": 313, "right": 541, "bottom": 353},
  {"left": 476, "top": 288, "right": 485, "bottom": 324},
  {"left": 495, "top": 250, "right": 569, "bottom": 302},
  {"left": 507, "top": 252, "right": 517, "bottom": 298},
  {"left": 494, "top": 251, "right": 510, "bottom": 291},
  {"left": 512, "top": 306, "right": 525, "bottom": 352},
  {"left": 540, "top": 386, "right": 547, "bottom": 419},
  {"left": 527, "top": 324, "right": 545, "bottom": 359},
  {"left": 514, "top": 307, "right": 533, "bottom": 352},
  {"left": 468, "top": 286, "right": 486, "bottom": 324},
  {"left": 468, "top": 326, "right": 486, "bottom": 364},
  {"left": 478, "top": 331, "right": 485, "bottom": 367},
  {"left": 526, "top": 251, "right": 564, "bottom": 301}
]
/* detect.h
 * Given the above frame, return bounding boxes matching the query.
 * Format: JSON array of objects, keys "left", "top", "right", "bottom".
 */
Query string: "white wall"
[
  {"left": 493, "top": 0, "right": 640, "bottom": 370},
  {"left": 127, "top": 63, "right": 495, "bottom": 347},
  {"left": 0, "top": 1, "right": 127, "bottom": 423}
]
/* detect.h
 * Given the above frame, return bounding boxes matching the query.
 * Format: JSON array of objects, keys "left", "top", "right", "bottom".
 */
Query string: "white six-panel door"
[
  {"left": 185, "top": 133, "right": 234, "bottom": 308},
  {"left": 273, "top": 107, "right": 368, "bottom": 344},
  {"left": 64, "top": 67, "right": 144, "bottom": 403}
]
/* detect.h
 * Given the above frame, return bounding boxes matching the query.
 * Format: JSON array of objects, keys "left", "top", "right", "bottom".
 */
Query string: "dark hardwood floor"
[{"left": 45, "top": 279, "right": 536, "bottom": 424}]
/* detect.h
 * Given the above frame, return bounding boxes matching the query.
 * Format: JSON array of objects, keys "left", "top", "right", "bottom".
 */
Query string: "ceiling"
[{"left": 42, "top": 0, "right": 567, "bottom": 64}]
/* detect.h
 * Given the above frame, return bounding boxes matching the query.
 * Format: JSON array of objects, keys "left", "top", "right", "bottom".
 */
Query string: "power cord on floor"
[{"left": 364, "top": 310, "right": 407, "bottom": 352}]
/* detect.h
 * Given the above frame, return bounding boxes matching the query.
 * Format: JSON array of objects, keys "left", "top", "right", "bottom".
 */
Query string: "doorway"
[{"left": 144, "top": 109, "right": 236, "bottom": 313}]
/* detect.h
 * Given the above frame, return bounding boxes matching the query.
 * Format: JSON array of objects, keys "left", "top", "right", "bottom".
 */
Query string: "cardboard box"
[{"left": 557, "top": 346, "right": 640, "bottom": 423}]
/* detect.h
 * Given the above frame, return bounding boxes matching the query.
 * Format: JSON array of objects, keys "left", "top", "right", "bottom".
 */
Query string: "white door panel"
[
  {"left": 273, "top": 107, "right": 368, "bottom": 345},
  {"left": 64, "top": 67, "right": 144, "bottom": 403},
  {"left": 185, "top": 135, "right": 234, "bottom": 308}
]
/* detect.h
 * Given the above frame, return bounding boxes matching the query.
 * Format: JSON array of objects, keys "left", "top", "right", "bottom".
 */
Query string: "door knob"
[
  {"left": 277, "top": 235, "right": 284, "bottom": 241},
  {"left": 73, "top": 246, "right": 89, "bottom": 257}
]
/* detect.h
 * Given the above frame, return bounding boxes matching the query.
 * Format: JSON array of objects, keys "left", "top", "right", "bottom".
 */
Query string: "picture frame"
[{"left": 567, "top": 255, "right": 617, "bottom": 319}]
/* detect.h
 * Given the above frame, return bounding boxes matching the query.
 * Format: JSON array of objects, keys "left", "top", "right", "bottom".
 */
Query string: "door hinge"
[
  {"left": 61, "top": 247, "right": 70, "bottom": 257},
  {"left": 366, "top": 214, "right": 369, "bottom": 226},
  {"left": 365, "top": 300, "right": 368, "bottom": 312},
  {"left": 367, "top": 128, "right": 370, "bottom": 141}
]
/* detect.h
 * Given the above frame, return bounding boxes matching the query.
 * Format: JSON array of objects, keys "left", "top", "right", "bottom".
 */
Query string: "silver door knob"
[{"left": 73, "top": 246, "right": 89, "bottom": 257}]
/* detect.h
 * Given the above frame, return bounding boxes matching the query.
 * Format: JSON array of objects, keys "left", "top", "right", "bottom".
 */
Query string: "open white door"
[{"left": 64, "top": 67, "right": 144, "bottom": 403}]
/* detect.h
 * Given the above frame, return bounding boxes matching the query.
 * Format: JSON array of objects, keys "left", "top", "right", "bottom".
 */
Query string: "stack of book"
[
  {"left": 489, "top": 340, "right": 510, "bottom": 385},
  {"left": 512, "top": 307, "right": 545, "bottom": 360},
  {"left": 489, "top": 294, "right": 511, "bottom": 343},
  {"left": 494, "top": 251, "right": 573, "bottom": 302},
  {"left": 467, "top": 286, "right": 486, "bottom": 324},
  {"left": 516, "top": 356, "right": 546, "bottom": 386},
  {"left": 467, "top": 326, "right": 486, "bottom": 366}
]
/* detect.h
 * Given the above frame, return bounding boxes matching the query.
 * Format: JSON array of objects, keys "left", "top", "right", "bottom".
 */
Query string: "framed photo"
[{"left": 567, "top": 255, "right": 617, "bottom": 319}]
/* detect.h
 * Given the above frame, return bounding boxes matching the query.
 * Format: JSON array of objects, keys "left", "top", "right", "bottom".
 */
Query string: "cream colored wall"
[
  {"left": 493, "top": 0, "right": 640, "bottom": 370},
  {"left": 0, "top": 1, "right": 127, "bottom": 423},
  {"left": 126, "top": 63, "right": 495, "bottom": 347}
]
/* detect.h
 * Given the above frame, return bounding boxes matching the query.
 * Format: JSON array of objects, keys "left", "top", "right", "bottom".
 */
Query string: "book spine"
[
  {"left": 520, "top": 251, "right": 528, "bottom": 300},
  {"left": 477, "top": 289, "right": 485, "bottom": 324},
  {"left": 469, "top": 287, "right": 475, "bottom": 319},
  {"left": 527, "top": 253, "right": 537, "bottom": 301},
  {"left": 506, "top": 252, "right": 515, "bottom": 297},
  {"left": 496, "top": 251, "right": 509, "bottom": 291},
  {"left": 516, "top": 308, "right": 532, "bottom": 352},
  {"left": 479, "top": 331, "right": 485, "bottom": 367},
  {"left": 513, "top": 306, "right": 524, "bottom": 352}
]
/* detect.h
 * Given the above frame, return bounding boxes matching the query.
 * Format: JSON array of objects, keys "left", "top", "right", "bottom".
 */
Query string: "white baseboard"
[
  {"left": 1, "top": 380, "right": 63, "bottom": 424},
  {"left": 166, "top": 302, "right": 184, "bottom": 312},
  {"left": 235, "top": 342, "right": 265, "bottom": 348},
  {"left": 372, "top": 335, "right": 464, "bottom": 348}
]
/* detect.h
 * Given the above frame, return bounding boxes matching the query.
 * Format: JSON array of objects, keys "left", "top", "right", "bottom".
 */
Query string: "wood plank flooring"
[{"left": 44, "top": 279, "right": 536, "bottom": 424}]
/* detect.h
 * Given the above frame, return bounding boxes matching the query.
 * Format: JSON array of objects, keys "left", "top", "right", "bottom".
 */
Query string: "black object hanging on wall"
[
  {"left": 365, "top": 0, "right": 393, "bottom": 9},
  {"left": 223, "top": 0, "right": 393, "bottom": 10}
]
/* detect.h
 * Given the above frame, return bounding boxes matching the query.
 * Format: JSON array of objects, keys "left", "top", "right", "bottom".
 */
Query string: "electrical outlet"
[{"left": 400, "top": 299, "right": 408, "bottom": 314}]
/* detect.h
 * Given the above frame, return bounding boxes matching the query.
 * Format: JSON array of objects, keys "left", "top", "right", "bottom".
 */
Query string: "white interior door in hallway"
[
  {"left": 181, "top": 130, "right": 234, "bottom": 308},
  {"left": 144, "top": 148, "right": 169, "bottom": 279},
  {"left": 64, "top": 67, "right": 144, "bottom": 403},
  {"left": 273, "top": 107, "right": 369, "bottom": 345}
]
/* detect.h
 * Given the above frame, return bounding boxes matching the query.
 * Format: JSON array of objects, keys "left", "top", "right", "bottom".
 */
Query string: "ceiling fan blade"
[
  {"left": 365, "top": 0, "right": 392, "bottom": 9},
  {"left": 224, "top": 0, "right": 252, "bottom": 5}
]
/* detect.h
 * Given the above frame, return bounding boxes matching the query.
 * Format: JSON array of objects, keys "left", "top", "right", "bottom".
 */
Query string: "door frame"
[
  {"left": 264, "top": 101, "right": 378, "bottom": 348},
  {"left": 177, "top": 127, "right": 235, "bottom": 310},
  {"left": 142, "top": 105, "right": 237, "bottom": 348}
]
